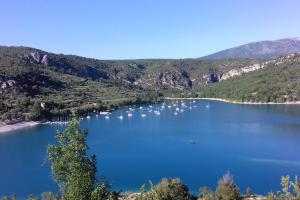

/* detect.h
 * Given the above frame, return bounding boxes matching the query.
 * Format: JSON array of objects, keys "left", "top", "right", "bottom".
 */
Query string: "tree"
[
  {"left": 48, "top": 113, "right": 113, "bottom": 200},
  {"left": 30, "top": 101, "right": 42, "bottom": 120},
  {"left": 215, "top": 172, "right": 240, "bottom": 200}
]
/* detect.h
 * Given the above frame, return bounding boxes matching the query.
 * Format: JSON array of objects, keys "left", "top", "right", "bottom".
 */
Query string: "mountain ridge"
[{"left": 201, "top": 37, "right": 300, "bottom": 60}]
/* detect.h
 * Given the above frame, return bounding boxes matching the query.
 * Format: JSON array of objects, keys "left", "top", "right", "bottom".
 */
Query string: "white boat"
[
  {"left": 206, "top": 102, "right": 210, "bottom": 109},
  {"left": 174, "top": 112, "right": 178, "bottom": 115},
  {"left": 141, "top": 114, "right": 146, "bottom": 118},
  {"left": 167, "top": 105, "right": 172, "bottom": 108},
  {"left": 154, "top": 111, "right": 160, "bottom": 115},
  {"left": 118, "top": 111, "right": 124, "bottom": 120},
  {"left": 105, "top": 115, "right": 110, "bottom": 119},
  {"left": 176, "top": 107, "right": 180, "bottom": 111},
  {"left": 128, "top": 113, "right": 133, "bottom": 117},
  {"left": 180, "top": 109, "right": 184, "bottom": 112},
  {"left": 86, "top": 116, "right": 91, "bottom": 119},
  {"left": 139, "top": 106, "right": 143, "bottom": 110},
  {"left": 100, "top": 111, "right": 110, "bottom": 115}
]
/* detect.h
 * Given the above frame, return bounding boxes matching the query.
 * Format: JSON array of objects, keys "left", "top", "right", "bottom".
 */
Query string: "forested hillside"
[
  {"left": 0, "top": 45, "right": 300, "bottom": 122},
  {"left": 0, "top": 46, "right": 257, "bottom": 121},
  {"left": 197, "top": 53, "right": 300, "bottom": 102}
]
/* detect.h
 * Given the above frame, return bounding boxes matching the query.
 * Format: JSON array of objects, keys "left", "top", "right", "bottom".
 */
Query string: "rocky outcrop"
[
  {"left": 0, "top": 75, "right": 18, "bottom": 94},
  {"left": 136, "top": 70, "right": 192, "bottom": 90},
  {"left": 219, "top": 52, "right": 300, "bottom": 81},
  {"left": 221, "top": 63, "right": 264, "bottom": 80},
  {"left": 23, "top": 52, "right": 48, "bottom": 66}
]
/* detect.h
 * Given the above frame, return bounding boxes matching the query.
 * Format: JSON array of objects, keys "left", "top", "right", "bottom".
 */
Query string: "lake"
[{"left": 1, "top": 100, "right": 300, "bottom": 198}]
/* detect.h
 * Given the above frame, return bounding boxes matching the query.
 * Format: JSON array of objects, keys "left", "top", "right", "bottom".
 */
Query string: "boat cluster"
[
  {"left": 112, "top": 100, "right": 209, "bottom": 120},
  {"left": 47, "top": 100, "right": 210, "bottom": 124}
]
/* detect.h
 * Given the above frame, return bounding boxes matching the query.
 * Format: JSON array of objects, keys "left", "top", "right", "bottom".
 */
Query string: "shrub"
[
  {"left": 137, "top": 178, "right": 193, "bottom": 200},
  {"left": 215, "top": 172, "right": 240, "bottom": 200}
]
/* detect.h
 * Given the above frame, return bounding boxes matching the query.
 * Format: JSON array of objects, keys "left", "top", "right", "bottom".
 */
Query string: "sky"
[{"left": 1, "top": 0, "right": 300, "bottom": 59}]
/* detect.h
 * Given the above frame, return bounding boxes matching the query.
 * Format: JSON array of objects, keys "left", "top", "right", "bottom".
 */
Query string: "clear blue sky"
[{"left": 1, "top": 0, "right": 300, "bottom": 59}]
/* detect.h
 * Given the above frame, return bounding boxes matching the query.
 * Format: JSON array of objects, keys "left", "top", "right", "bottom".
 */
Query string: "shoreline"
[
  {"left": 1, "top": 97, "right": 299, "bottom": 134},
  {"left": 164, "top": 97, "right": 300, "bottom": 105},
  {"left": 0, "top": 121, "right": 41, "bottom": 134}
]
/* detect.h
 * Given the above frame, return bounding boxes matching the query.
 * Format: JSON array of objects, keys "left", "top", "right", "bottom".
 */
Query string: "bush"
[
  {"left": 198, "top": 187, "right": 215, "bottom": 200},
  {"left": 137, "top": 178, "right": 193, "bottom": 200},
  {"left": 215, "top": 172, "right": 240, "bottom": 200}
]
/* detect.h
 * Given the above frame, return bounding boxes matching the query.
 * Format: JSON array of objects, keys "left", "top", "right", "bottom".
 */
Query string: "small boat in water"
[
  {"left": 141, "top": 114, "right": 146, "bottom": 118},
  {"left": 174, "top": 112, "right": 178, "bottom": 115},
  {"left": 118, "top": 111, "right": 124, "bottom": 120},
  {"left": 190, "top": 140, "right": 196, "bottom": 144},
  {"left": 100, "top": 111, "right": 110, "bottom": 115},
  {"left": 128, "top": 112, "right": 133, "bottom": 117},
  {"left": 105, "top": 115, "right": 110, "bottom": 119},
  {"left": 206, "top": 102, "right": 210, "bottom": 109},
  {"left": 154, "top": 110, "right": 160, "bottom": 115}
]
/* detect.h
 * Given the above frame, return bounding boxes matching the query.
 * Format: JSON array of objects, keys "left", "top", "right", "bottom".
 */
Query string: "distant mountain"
[{"left": 202, "top": 38, "right": 300, "bottom": 60}]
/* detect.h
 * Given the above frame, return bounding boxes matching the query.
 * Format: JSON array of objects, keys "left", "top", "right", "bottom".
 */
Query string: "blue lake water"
[{"left": 1, "top": 100, "right": 300, "bottom": 198}]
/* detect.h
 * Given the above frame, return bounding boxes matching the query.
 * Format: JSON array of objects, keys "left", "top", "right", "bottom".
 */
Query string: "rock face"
[
  {"left": 218, "top": 52, "right": 300, "bottom": 81},
  {"left": 221, "top": 63, "right": 264, "bottom": 80},
  {"left": 24, "top": 52, "right": 48, "bottom": 66},
  {"left": 0, "top": 75, "right": 17, "bottom": 94},
  {"left": 136, "top": 70, "right": 192, "bottom": 90},
  {"left": 202, "top": 38, "right": 300, "bottom": 60}
]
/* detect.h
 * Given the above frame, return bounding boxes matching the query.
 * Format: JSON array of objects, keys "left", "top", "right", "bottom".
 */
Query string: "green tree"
[
  {"left": 30, "top": 101, "right": 42, "bottom": 120},
  {"left": 48, "top": 113, "right": 112, "bottom": 200}
]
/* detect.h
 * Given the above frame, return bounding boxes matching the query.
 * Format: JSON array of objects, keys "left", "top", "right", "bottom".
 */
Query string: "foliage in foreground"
[
  {"left": 266, "top": 176, "right": 300, "bottom": 200},
  {"left": 47, "top": 113, "right": 116, "bottom": 200}
]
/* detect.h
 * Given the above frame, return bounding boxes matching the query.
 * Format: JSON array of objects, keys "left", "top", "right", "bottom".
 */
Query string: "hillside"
[
  {"left": 202, "top": 38, "right": 300, "bottom": 60},
  {"left": 197, "top": 53, "right": 300, "bottom": 102},
  {"left": 1, "top": 44, "right": 300, "bottom": 122},
  {"left": 0, "top": 46, "right": 257, "bottom": 121}
]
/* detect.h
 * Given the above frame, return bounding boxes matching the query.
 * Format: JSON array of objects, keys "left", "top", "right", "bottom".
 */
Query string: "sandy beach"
[
  {"left": 0, "top": 121, "right": 41, "bottom": 134},
  {"left": 164, "top": 97, "right": 300, "bottom": 105}
]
